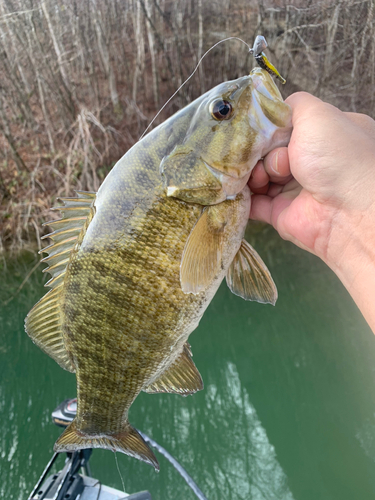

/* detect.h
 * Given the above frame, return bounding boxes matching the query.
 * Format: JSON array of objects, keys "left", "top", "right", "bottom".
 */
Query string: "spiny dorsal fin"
[
  {"left": 25, "top": 191, "right": 96, "bottom": 372},
  {"left": 226, "top": 239, "right": 278, "bottom": 305},
  {"left": 40, "top": 191, "right": 96, "bottom": 288},
  {"left": 144, "top": 343, "right": 203, "bottom": 396}
]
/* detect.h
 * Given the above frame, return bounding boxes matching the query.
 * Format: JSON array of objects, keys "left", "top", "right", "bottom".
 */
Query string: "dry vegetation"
[{"left": 0, "top": 0, "right": 374, "bottom": 251}]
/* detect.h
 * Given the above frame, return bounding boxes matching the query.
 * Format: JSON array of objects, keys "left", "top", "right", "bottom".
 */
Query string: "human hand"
[
  {"left": 248, "top": 91, "right": 375, "bottom": 331},
  {"left": 249, "top": 92, "right": 375, "bottom": 271}
]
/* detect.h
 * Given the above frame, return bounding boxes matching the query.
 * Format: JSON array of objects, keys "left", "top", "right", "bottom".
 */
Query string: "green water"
[{"left": 1, "top": 225, "right": 375, "bottom": 500}]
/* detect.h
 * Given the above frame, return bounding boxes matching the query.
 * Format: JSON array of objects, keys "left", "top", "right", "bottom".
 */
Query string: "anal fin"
[
  {"left": 144, "top": 344, "right": 203, "bottom": 396},
  {"left": 54, "top": 419, "right": 159, "bottom": 470},
  {"left": 226, "top": 239, "right": 278, "bottom": 305}
]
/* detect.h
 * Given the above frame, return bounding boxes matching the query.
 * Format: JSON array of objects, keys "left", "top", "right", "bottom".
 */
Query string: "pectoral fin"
[
  {"left": 226, "top": 239, "right": 278, "bottom": 305},
  {"left": 180, "top": 204, "right": 231, "bottom": 294},
  {"left": 144, "top": 344, "right": 203, "bottom": 396}
]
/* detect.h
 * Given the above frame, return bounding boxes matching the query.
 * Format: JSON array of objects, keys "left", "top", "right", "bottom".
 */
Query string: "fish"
[{"left": 25, "top": 67, "right": 292, "bottom": 470}]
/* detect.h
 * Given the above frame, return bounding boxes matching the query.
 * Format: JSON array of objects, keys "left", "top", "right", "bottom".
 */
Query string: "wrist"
[
  {"left": 325, "top": 206, "right": 375, "bottom": 273},
  {"left": 324, "top": 208, "right": 375, "bottom": 331}
]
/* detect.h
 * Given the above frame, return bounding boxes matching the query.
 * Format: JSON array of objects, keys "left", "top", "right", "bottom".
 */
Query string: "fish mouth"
[
  {"left": 250, "top": 69, "right": 283, "bottom": 101},
  {"left": 253, "top": 76, "right": 276, "bottom": 100},
  {"left": 248, "top": 70, "right": 292, "bottom": 144}
]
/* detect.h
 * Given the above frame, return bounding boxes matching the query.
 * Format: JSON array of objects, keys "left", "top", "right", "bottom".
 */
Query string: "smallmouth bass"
[{"left": 25, "top": 68, "right": 292, "bottom": 470}]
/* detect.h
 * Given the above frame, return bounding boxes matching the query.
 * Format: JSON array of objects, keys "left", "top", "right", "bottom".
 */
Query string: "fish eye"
[{"left": 210, "top": 99, "right": 233, "bottom": 121}]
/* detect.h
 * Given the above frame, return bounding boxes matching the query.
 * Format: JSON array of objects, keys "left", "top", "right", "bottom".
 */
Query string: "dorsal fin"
[
  {"left": 143, "top": 343, "right": 203, "bottom": 396},
  {"left": 40, "top": 191, "right": 96, "bottom": 288},
  {"left": 25, "top": 191, "right": 96, "bottom": 372}
]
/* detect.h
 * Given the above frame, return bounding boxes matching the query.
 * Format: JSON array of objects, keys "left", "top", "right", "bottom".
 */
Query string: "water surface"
[{"left": 1, "top": 225, "right": 375, "bottom": 499}]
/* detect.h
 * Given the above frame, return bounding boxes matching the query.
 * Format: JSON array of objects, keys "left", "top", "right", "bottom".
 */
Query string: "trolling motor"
[
  {"left": 51, "top": 398, "right": 78, "bottom": 428},
  {"left": 28, "top": 399, "right": 208, "bottom": 500}
]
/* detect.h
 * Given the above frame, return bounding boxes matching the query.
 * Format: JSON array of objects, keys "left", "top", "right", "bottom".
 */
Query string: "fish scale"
[
  {"left": 62, "top": 187, "right": 203, "bottom": 425},
  {"left": 26, "top": 68, "right": 292, "bottom": 470}
]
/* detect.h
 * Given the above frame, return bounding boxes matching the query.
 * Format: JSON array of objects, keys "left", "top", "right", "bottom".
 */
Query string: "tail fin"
[{"left": 54, "top": 419, "right": 159, "bottom": 470}]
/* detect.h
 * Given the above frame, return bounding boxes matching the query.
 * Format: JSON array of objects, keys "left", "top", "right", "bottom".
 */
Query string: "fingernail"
[{"left": 271, "top": 151, "right": 279, "bottom": 174}]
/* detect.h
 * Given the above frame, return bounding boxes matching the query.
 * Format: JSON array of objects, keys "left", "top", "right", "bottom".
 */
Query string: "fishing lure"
[{"left": 250, "top": 35, "right": 286, "bottom": 84}]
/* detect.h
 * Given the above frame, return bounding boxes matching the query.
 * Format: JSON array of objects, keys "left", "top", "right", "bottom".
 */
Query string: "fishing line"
[
  {"left": 139, "top": 430, "right": 208, "bottom": 500},
  {"left": 114, "top": 452, "right": 126, "bottom": 494},
  {"left": 139, "top": 36, "right": 252, "bottom": 140}
]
